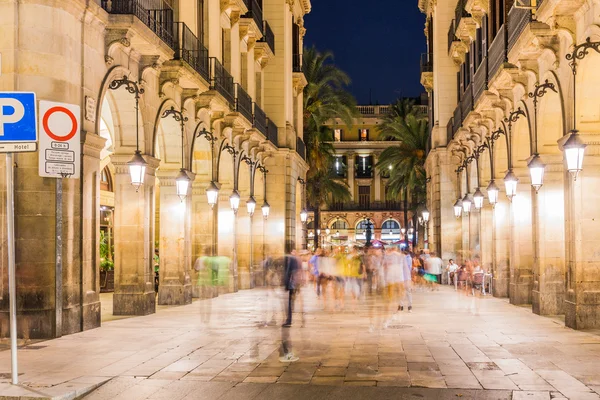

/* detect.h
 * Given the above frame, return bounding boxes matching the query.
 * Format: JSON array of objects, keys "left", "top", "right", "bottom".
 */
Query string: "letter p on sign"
[
  {"left": 0, "top": 98, "right": 25, "bottom": 136},
  {"left": 0, "top": 92, "right": 37, "bottom": 143}
]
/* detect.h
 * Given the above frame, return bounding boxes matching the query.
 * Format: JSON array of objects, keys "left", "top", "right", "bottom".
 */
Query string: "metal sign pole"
[
  {"left": 6, "top": 152, "right": 18, "bottom": 385},
  {"left": 55, "top": 177, "right": 63, "bottom": 338}
]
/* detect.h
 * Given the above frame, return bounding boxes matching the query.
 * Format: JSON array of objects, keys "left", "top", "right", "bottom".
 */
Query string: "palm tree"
[
  {"left": 377, "top": 105, "right": 429, "bottom": 248},
  {"left": 302, "top": 47, "right": 357, "bottom": 246}
]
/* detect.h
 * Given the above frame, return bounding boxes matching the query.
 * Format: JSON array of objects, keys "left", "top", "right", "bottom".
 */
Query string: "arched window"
[
  {"left": 355, "top": 219, "right": 372, "bottom": 242},
  {"left": 331, "top": 220, "right": 349, "bottom": 230},
  {"left": 100, "top": 167, "right": 113, "bottom": 192},
  {"left": 382, "top": 219, "right": 400, "bottom": 233}
]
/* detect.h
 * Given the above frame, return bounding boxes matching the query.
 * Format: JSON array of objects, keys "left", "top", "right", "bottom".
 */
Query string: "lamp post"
[
  {"left": 528, "top": 80, "right": 557, "bottom": 192},
  {"left": 503, "top": 108, "right": 526, "bottom": 201},
  {"left": 109, "top": 76, "right": 147, "bottom": 190},
  {"left": 421, "top": 206, "right": 430, "bottom": 250},
  {"left": 454, "top": 168, "right": 463, "bottom": 218},
  {"left": 223, "top": 143, "right": 242, "bottom": 291},
  {"left": 243, "top": 157, "right": 258, "bottom": 286},
  {"left": 298, "top": 178, "right": 308, "bottom": 249},
  {"left": 258, "top": 165, "right": 269, "bottom": 265},
  {"left": 161, "top": 106, "right": 190, "bottom": 201},
  {"left": 564, "top": 38, "right": 597, "bottom": 180},
  {"left": 485, "top": 129, "right": 503, "bottom": 208}
]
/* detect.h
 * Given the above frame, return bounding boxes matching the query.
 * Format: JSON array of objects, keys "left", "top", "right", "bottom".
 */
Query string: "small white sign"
[
  {"left": 38, "top": 100, "right": 80, "bottom": 178},
  {"left": 0, "top": 142, "right": 37, "bottom": 153},
  {"left": 85, "top": 96, "right": 96, "bottom": 123}
]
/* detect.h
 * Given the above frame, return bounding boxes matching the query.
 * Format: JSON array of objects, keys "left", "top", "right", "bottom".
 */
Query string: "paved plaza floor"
[{"left": 1, "top": 285, "right": 600, "bottom": 399}]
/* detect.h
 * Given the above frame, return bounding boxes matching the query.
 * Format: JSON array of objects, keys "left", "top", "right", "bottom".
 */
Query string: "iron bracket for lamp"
[
  {"left": 490, "top": 128, "right": 504, "bottom": 141},
  {"left": 566, "top": 37, "right": 600, "bottom": 75},
  {"left": 161, "top": 106, "right": 188, "bottom": 124},
  {"left": 297, "top": 177, "right": 306, "bottom": 185},
  {"left": 196, "top": 127, "right": 218, "bottom": 145},
  {"left": 505, "top": 107, "right": 526, "bottom": 124},
  {"left": 528, "top": 79, "right": 557, "bottom": 107},
  {"left": 109, "top": 75, "right": 145, "bottom": 98}
]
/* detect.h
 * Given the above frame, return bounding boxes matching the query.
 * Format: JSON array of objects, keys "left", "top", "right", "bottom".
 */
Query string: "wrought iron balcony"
[
  {"left": 293, "top": 54, "right": 303, "bottom": 73},
  {"left": 173, "top": 23, "right": 209, "bottom": 81},
  {"left": 447, "top": 117, "right": 455, "bottom": 143},
  {"left": 420, "top": 53, "right": 433, "bottom": 74},
  {"left": 244, "top": 0, "right": 263, "bottom": 34},
  {"left": 473, "top": 57, "right": 487, "bottom": 103},
  {"left": 508, "top": 5, "right": 531, "bottom": 51},
  {"left": 253, "top": 103, "right": 267, "bottom": 136},
  {"left": 259, "top": 20, "right": 275, "bottom": 54},
  {"left": 454, "top": 0, "right": 471, "bottom": 29},
  {"left": 267, "top": 119, "right": 278, "bottom": 146},
  {"left": 296, "top": 137, "right": 306, "bottom": 160},
  {"left": 235, "top": 84, "right": 253, "bottom": 122},
  {"left": 460, "top": 83, "right": 473, "bottom": 124},
  {"left": 101, "top": 0, "right": 175, "bottom": 49},
  {"left": 210, "top": 58, "right": 235, "bottom": 105},
  {"left": 488, "top": 24, "right": 506, "bottom": 80}
]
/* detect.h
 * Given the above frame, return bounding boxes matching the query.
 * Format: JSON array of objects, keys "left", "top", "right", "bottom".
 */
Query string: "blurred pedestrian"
[
  {"left": 282, "top": 248, "right": 300, "bottom": 327},
  {"left": 399, "top": 249, "right": 413, "bottom": 313}
]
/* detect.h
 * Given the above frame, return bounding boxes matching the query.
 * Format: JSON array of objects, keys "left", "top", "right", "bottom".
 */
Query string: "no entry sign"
[{"left": 38, "top": 101, "right": 80, "bottom": 178}]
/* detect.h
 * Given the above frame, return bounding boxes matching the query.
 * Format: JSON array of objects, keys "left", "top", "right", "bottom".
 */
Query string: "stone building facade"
[
  {"left": 0, "top": 0, "right": 310, "bottom": 339},
  {"left": 419, "top": 0, "right": 600, "bottom": 329},
  {"left": 307, "top": 105, "right": 425, "bottom": 248}
]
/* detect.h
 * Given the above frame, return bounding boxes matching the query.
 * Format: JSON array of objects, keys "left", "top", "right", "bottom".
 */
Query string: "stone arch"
[
  {"left": 575, "top": 46, "right": 600, "bottom": 133},
  {"left": 537, "top": 71, "right": 566, "bottom": 154},
  {"left": 513, "top": 101, "right": 533, "bottom": 166}
]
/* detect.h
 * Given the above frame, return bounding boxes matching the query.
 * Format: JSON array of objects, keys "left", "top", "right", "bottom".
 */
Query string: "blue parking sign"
[{"left": 0, "top": 92, "right": 37, "bottom": 142}]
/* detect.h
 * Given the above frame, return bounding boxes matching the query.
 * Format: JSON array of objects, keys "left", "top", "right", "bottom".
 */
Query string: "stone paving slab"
[{"left": 1, "top": 287, "right": 600, "bottom": 399}]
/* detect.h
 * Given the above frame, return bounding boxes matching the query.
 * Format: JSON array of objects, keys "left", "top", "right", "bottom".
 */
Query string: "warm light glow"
[
  {"left": 473, "top": 188, "right": 484, "bottom": 210},
  {"left": 206, "top": 181, "right": 219, "bottom": 208},
  {"left": 401, "top": 227, "right": 406, "bottom": 235},
  {"left": 246, "top": 196, "right": 256, "bottom": 216},
  {"left": 487, "top": 181, "right": 499, "bottom": 207},
  {"left": 300, "top": 209, "right": 308, "bottom": 223},
  {"left": 563, "top": 130, "right": 586, "bottom": 180},
  {"left": 454, "top": 199, "right": 463, "bottom": 218},
  {"left": 175, "top": 169, "right": 190, "bottom": 201},
  {"left": 462, "top": 194, "right": 472, "bottom": 214},
  {"left": 504, "top": 170, "right": 518, "bottom": 201},
  {"left": 128, "top": 150, "right": 147, "bottom": 191},
  {"left": 325, "top": 228, "right": 330, "bottom": 235},
  {"left": 261, "top": 201, "right": 270, "bottom": 219},
  {"left": 528, "top": 154, "right": 545, "bottom": 193},
  {"left": 388, "top": 164, "right": 393, "bottom": 170},
  {"left": 229, "top": 190, "right": 240, "bottom": 213},
  {"left": 421, "top": 207, "right": 430, "bottom": 222}
]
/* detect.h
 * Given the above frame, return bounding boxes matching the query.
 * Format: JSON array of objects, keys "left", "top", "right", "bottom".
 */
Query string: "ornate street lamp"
[
  {"left": 454, "top": 167, "right": 463, "bottom": 218},
  {"left": 473, "top": 188, "right": 485, "bottom": 210},
  {"left": 109, "top": 76, "right": 147, "bottom": 191},
  {"left": 161, "top": 106, "right": 190, "bottom": 202},
  {"left": 258, "top": 165, "right": 270, "bottom": 220},
  {"left": 528, "top": 80, "right": 557, "bottom": 192},
  {"left": 504, "top": 170, "right": 518, "bottom": 201},
  {"left": 300, "top": 209, "right": 308, "bottom": 223},
  {"left": 262, "top": 201, "right": 270, "bottom": 219},
  {"left": 454, "top": 199, "right": 463, "bottom": 218},
  {"left": 246, "top": 196, "right": 256, "bottom": 216},
  {"left": 487, "top": 181, "right": 499, "bottom": 207},
  {"left": 462, "top": 193, "right": 472, "bottom": 214},
  {"left": 421, "top": 206, "right": 430, "bottom": 223},
  {"left": 229, "top": 189, "right": 240, "bottom": 213},
  {"left": 503, "top": 108, "right": 526, "bottom": 202},
  {"left": 206, "top": 181, "right": 219, "bottom": 208},
  {"left": 564, "top": 38, "right": 597, "bottom": 180},
  {"left": 484, "top": 130, "right": 503, "bottom": 207},
  {"left": 195, "top": 126, "right": 220, "bottom": 207}
]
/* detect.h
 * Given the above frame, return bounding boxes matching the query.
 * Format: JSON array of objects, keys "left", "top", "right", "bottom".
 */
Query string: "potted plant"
[{"left": 99, "top": 230, "right": 115, "bottom": 292}]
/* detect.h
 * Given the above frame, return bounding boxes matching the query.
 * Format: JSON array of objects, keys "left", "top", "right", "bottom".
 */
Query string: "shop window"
[
  {"left": 359, "top": 129, "right": 369, "bottom": 141},
  {"left": 100, "top": 167, "right": 113, "bottom": 192},
  {"left": 334, "top": 129, "right": 343, "bottom": 141}
]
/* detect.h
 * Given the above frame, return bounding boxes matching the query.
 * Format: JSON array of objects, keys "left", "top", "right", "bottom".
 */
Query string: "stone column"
[
  {"left": 347, "top": 153, "right": 355, "bottom": 200},
  {"left": 532, "top": 156, "right": 565, "bottom": 315},
  {"left": 493, "top": 192, "right": 510, "bottom": 297},
  {"left": 564, "top": 143, "right": 600, "bottom": 329},
  {"left": 191, "top": 181, "right": 217, "bottom": 298},
  {"left": 157, "top": 170, "right": 192, "bottom": 306},
  {"left": 111, "top": 154, "right": 158, "bottom": 316},
  {"left": 374, "top": 153, "right": 381, "bottom": 202},
  {"left": 509, "top": 176, "right": 534, "bottom": 305}
]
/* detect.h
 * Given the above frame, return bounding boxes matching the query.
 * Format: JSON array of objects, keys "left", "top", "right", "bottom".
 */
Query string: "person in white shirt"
[
  {"left": 424, "top": 252, "right": 443, "bottom": 288},
  {"left": 446, "top": 259, "right": 458, "bottom": 285}
]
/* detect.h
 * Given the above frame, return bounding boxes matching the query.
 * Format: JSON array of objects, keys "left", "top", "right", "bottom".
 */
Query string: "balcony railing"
[
  {"left": 174, "top": 23, "right": 209, "bottom": 81},
  {"left": 453, "top": 106, "right": 462, "bottom": 134},
  {"left": 448, "top": 19, "right": 459, "bottom": 53},
  {"left": 259, "top": 20, "right": 275, "bottom": 54},
  {"left": 420, "top": 53, "right": 433, "bottom": 74},
  {"left": 267, "top": 119, "right": 278, "bottom": 146},
  {"left": 296, "top": 137, "right": 306, "bottom": 160},
  {"left": 327, "top": 201, "right": 404, "bottom": 212},
  {"left": 253, "top": 103, "right": 267, "bottom": 136},
  {"left": 293, "top": 53, "right": 303, "bottom": 73},
  {"left": 357, "top": 105, "right": 395, "bottom": 116},
  {"left": 473, "top": 57, "right": 487, "bottom": 104},
  {"left": 508, "top": 5, "right": 531, "bottom": 51},
  {"left": 461, "top": 83, "right": 473, "bottom": 120},
  {"left": 488, "top": 24, "right": 506, "bottom": 80},
  {"left": 210, "top": 58, "right": 235, "bottom": 105},
  {"left": 235, "top": 84, "right": 253, "bottom": 122},
  {"left": 101, "top": 0, "right": 175, "bottom": 49},
  {"left": 244, "top": 0, "right": 263, "bottom": 34}
]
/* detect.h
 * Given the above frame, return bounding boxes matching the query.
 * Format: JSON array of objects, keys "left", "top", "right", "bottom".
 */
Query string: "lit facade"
[
  {"left": 307, "top": 105, "right": 427, "bottom": 249},
  {"left": 420, "top": 0, "right": 600, "bottom": 328},
  {"left": 0, "top": 0, "right": 310, "bottom": 338}
]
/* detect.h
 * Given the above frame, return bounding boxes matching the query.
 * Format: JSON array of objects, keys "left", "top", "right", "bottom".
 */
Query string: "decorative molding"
[{"left": 104, "top": 55, "right": 114, "bottom": 66}]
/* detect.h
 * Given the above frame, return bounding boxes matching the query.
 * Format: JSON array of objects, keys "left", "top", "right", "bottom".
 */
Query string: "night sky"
[{"left": 304, "top": 1, "right": 427, "bottom": 105}]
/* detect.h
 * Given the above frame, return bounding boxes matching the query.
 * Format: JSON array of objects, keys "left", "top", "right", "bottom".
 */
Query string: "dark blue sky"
[{"left": 304, "top": 1, "right": 427, "bottom": 105}]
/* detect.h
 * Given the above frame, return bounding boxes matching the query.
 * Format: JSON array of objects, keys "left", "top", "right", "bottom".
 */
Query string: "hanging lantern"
[
  {"left": 454, "top": 199, "right": 463, "bottom": 218},
  {"left": 300, "top": 209, "right": 308, "bottom": 223},
  {"left": 563, "top": 130, "right": 586, "bottom": 180},
  {"left": 486, "top": 180, "right": 499, "bottom": 207},
  {"left": 421, "top": 206, "right": 430, "bottom": 223},
  {"left": 528, "top": 154, "right": 545, "bottom": 193},
  {"left": 206, "top": 181, "right": 220, "bottom": 208},
  {"left": 229, "top": 190, "right": 241, "bottom": 213},
  {"left": 175, "top": 169, "right": 190, "bottom": 201},
  {"left": 325, "top": 228, "right": 331, "bottom": 235},
  {"left": 473, "top": 188, "right": 485, "bottom": 210},
  {"left": 246, "top": 196, "right": 256, "bottom": 216},
  {"left": 504, "top": 170, "right": 518, "bottom": 201},
  {"left": 261, "top": 200, "right": 270, "bottom": 219},
  {"left": 128, "top": 150, "right": 147, "bottom": 191},
  {"left": 462, "top": 194, "right": 472, "bottom": 214}
]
